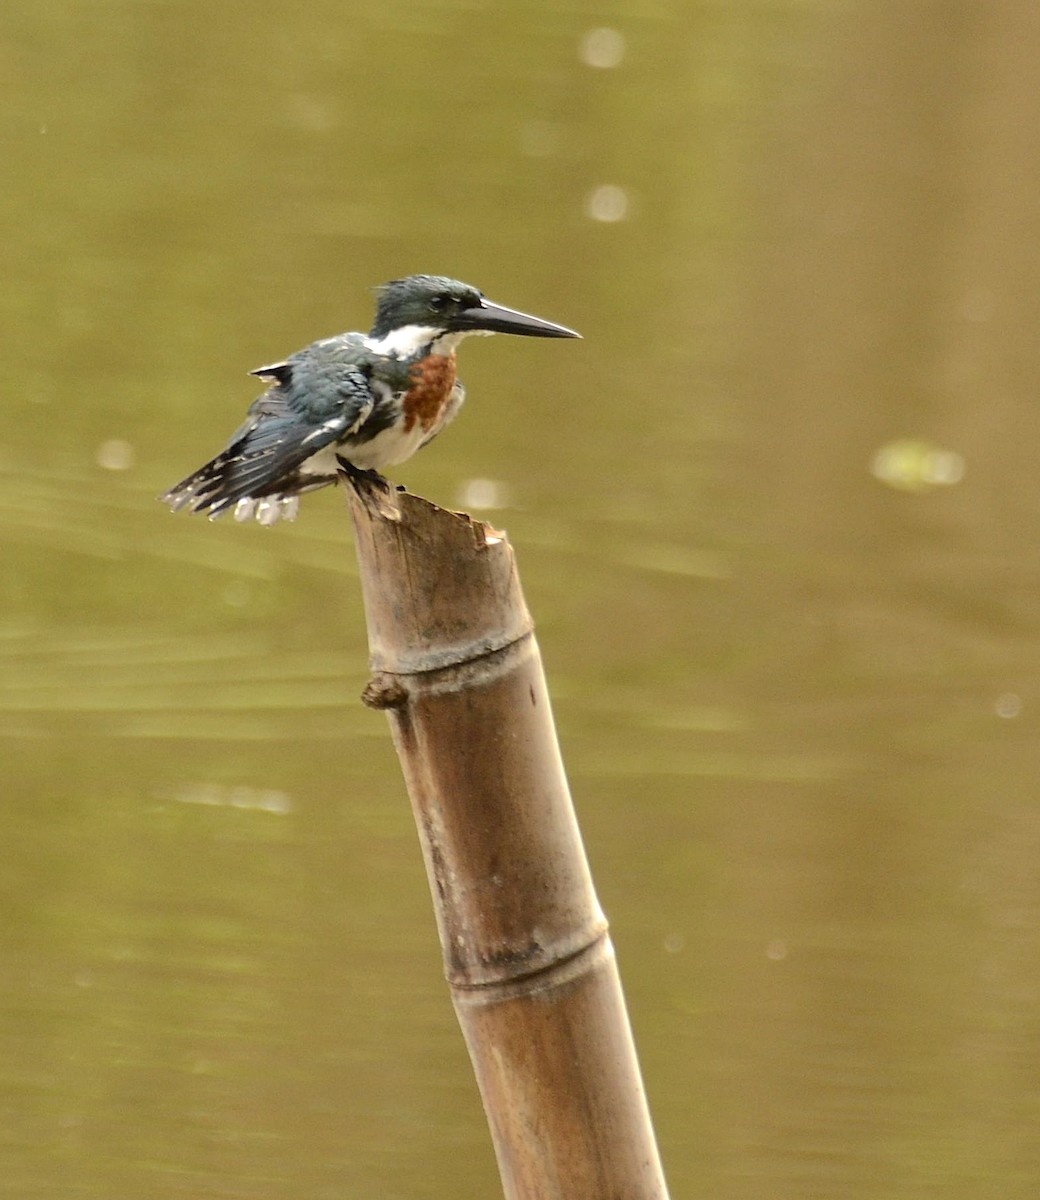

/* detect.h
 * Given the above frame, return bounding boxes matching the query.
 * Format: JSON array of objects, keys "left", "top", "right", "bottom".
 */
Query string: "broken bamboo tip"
[{"left": 341, "top": 473, "right": 533, "bottom": 676}]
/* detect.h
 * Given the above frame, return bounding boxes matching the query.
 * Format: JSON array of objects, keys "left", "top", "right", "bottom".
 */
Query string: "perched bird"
[{"left": 160, "top": 274, "right": 580, "bottom": 525}]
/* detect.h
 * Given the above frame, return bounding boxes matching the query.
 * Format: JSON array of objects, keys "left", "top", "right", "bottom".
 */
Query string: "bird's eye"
[{"left": 428, "top": 294, "right": 449, "bottom": 311}]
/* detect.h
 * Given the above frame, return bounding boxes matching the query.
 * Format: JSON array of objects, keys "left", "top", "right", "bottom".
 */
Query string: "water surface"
[{"left": 4, "top": 3, "right": 1040, "bottom": 1196}]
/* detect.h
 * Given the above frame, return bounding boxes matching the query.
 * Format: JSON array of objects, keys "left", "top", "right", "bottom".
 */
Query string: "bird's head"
[{"left": 369, "top": 274, "right": 580, "bottom": 355}]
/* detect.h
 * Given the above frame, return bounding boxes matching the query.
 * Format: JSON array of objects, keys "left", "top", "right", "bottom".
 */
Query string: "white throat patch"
[{"left": 365, "top": 324, "right": 490, "bottom": 359}]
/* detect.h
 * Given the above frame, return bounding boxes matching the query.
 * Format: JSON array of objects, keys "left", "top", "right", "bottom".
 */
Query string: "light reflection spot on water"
[
  {"left": 95, "top": 439, "right": 135, "bottom": 471},
  {"left": 457, "top": 477, "right": 511, "bottom": 510},
  {"left": 586, "top": 185, "right": 629, "bottom": 223},
  {"left": 174, "top": 783, "right": 292, "bottom": 813},
  {"left": 870, "top": 439, "right": 965, "bottom": 491},
  {"left": 765, "top": 938, "right": 788, "bottom": 961},
  {"left": 579, "top": 28, "right": 626, "bottom": 69},
  {"left": 995, "top": 692, "right": 1022, "bottom": 719}
]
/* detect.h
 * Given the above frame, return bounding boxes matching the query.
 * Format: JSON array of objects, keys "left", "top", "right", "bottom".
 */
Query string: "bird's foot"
[
  {"left": 336, "top": 457, "right": 392, "bottom": 492},
  {"left": 337, "top": 457, "right": 400, "bottom": 519}
]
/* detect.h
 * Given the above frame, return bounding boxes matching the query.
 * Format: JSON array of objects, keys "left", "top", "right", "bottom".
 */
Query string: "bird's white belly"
[
  {"left": 296, "top": 421, "right": 430, "bottom": 476},
  {"left": 340, "top": 421, "right": 431, "bottom": 470}
]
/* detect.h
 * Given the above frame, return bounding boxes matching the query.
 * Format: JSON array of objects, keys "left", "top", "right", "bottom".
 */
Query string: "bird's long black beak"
[{"left": 456, "top": 298, "right": 581, "bottom": 339}]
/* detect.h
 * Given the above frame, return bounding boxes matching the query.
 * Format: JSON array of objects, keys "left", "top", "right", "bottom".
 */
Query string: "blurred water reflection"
[{"left": 4, "top": 2, "right": 1040, "bottom": 1197}]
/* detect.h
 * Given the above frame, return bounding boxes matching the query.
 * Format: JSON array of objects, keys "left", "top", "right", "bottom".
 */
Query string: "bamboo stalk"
[{"left": 345, "top": 479, "right": 669, "bottom": 1200}]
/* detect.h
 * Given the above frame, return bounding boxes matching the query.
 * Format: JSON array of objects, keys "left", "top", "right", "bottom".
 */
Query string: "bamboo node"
[{"left": 361, "top": 673, "right": 409, "bottom": 710}]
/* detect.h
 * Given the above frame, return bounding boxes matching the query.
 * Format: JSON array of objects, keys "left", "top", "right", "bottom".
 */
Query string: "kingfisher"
[{"left": 159, "top": 274, "right": 580, "bottom": 524}]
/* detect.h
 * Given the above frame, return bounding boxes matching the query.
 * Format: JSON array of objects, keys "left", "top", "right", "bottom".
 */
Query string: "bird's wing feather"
[{"left": 161, "top": 356, "right": 375, "bottom": 516}]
